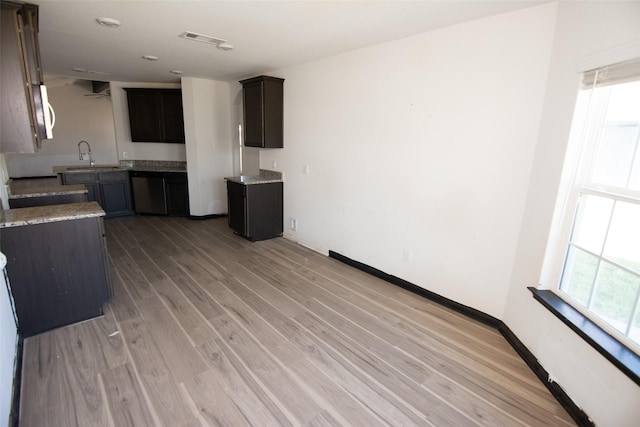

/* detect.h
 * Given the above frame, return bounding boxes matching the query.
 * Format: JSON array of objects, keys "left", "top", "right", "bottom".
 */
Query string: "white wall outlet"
[
  {"left": 272, "top": 160, "right": 277, "bottom": 169},
  {"left": 303, "top": 164, "right": 310, "bottom": 175},
  {"left": 403, "top": 249, "right": 413, "bottom": 263},
  {"left": 290, "top": 217, "right": 297, "bottom": 231},
  {"left": 122, "top": 151, "right": 128, "bottom": 159}
]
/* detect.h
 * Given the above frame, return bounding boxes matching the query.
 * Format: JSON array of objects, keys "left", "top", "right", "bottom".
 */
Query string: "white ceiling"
[{"left": 32, "top": 0, "right": 548, "bottom": 85}]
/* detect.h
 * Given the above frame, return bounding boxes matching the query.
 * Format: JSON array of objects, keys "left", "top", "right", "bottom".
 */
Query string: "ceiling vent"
[{"left": 179, "top": 31, "right": 227, "bottom": 46}]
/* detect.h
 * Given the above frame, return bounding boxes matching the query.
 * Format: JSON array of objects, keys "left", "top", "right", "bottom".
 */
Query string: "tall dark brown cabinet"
[
  {"left": 240, "top": 76, "right": 284, "bottom": 148},
  {"left": 1, "top": 1, "right": 48, "bottom": 153}
]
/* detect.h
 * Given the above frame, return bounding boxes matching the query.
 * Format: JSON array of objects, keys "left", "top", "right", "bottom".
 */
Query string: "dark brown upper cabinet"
[
  {"left": 240, "top": 76, "right": 284, "bottom": 148},
  {"left": 125, "top": 88, "right": 185, "bottom": 143},
  {"left": 1, "top": 1, "right": 48, "bottom": 153}
]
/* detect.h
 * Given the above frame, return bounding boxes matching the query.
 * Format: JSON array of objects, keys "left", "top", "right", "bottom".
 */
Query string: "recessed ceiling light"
[
  {"left": 170, "top": 70, "right": 183, "bottom": 75},
  {"left": 72, "top": 67, "right": 87, "bottom": 72},
  {"left": 142, "top": 55, "right": 159, "bottom": 61},
  {"left": 96, "top": 17, "right": 121, "bottom": 28},
  {"left": 87, "top": 70, "right": 111, "bottom": 75}
]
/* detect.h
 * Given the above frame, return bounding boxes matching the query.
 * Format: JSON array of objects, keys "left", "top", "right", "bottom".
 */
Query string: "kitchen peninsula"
[{"left": 0, "top": 202, "right": 111, "bottom": 336}]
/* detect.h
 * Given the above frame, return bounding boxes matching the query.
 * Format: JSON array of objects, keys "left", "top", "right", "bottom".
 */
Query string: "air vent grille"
[{"left": 179, "top": 31, "right": 227, "bottom": 45}]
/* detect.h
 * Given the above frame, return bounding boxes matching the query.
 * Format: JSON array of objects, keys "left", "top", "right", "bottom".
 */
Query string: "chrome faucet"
[{"left": 77, "top": 140, "right": 94, "bottom": 166}]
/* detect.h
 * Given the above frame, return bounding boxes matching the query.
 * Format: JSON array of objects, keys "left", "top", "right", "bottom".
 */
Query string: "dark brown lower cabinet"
[
  {"left": 60, "top": 171, "right": 133, "bottom": 218},
  {"left": 227, "top": 181, "right": 283, "bottom": 241},
  {"left": 1, "top": 216, "right": 111, "bottom": 337},
  {"left": 164, "top": 172, "right": 190, "bottom": 216},
  {"left": 8, "top": 192, "right": 87, "bottom": 208}
]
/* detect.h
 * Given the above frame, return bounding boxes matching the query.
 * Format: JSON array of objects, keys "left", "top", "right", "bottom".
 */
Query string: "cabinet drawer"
[
  {"left": 227, "top": 181, "right": 246, "bottom": 196},
  {"left": 98, "top": 171, "right": 128, "bottom": 182},
  {"left": 62, "top": 172, "right": 95, "bottom": 184}
]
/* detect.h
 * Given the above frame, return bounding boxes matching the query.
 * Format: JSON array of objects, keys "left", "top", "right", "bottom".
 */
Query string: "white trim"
[{"left": 577, "top": 40, "right": 640, "bottom": 73}]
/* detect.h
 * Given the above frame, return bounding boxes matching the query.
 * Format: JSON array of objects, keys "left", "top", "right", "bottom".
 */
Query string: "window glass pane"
[
  {"left": 591, "top": 261, "right": 640, "bottom": 334},
  {"left": 570, "top": 194, "right": 613, "bottom": 254},
  {"left": 603, "top": 201, "right": 640, "bottom": 274},
  {"left": 604, "top": 81, "right": 640, "bottom": 123},
  {"left": 590, "top": 122, "right": 638, "bottom": 187},
  {"left": 560, "top": 246, "right": 598, "bottom": 307},
  {"left": 595, "top": 81, "right": 640, "bottom": 191}
]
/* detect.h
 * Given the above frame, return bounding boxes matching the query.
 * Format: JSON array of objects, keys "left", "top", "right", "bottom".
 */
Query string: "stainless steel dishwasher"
[{"left": 130, "top": 171, "right": 167, "bottom": 214}]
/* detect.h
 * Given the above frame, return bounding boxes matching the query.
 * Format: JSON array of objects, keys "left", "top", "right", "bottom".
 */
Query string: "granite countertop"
[
  {"left": 53, "top": 160, "right": 187, "bottom": 174},
  {"left": 0, "top": 202, "right": 105, "bottom": 228},
  {"left": 120, "top": 160, "right": 187, "bottom": 173},
  {"left": 225, "top": 169, "right": 283, "bottom": 185},
  {"left": 52, "top": 164, "right": 122, "bottom": 174},
  {"left": 9, "top": 184, "right": 88, "bottom": 199}
]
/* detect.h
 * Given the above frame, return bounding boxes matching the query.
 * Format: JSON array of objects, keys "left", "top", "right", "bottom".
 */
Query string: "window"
[{"left": 555, "top": 58, "right": 640, "bottom": 353}]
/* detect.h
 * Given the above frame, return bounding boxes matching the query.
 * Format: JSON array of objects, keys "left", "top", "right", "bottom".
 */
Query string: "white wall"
[
  {"left": 0, "top": 253, "right": 18, "bottom": 427},
  {"left": 5, "top": 80, "right": 118, "bottom": 177},
  {"left": 110, "top": 81, "right": 185, "bottom": 161},
  {"left": 505, "top": 2, "right": 640, "bottom": 426},
  {"left": 261, "top": 3, "right": 557, "bottom": 319},
  {"left": 181, "top": 78, "right": 234, "bottom": 216}
]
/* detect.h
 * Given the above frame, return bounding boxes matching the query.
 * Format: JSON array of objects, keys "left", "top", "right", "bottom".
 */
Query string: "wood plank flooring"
[{"left": 19, "top": 215, "right": 576, "bottom": 426}]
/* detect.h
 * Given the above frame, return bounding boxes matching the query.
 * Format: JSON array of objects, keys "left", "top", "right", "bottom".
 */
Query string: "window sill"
[{"left": 528, "top": 287, "right": 640, "bottom": 386}]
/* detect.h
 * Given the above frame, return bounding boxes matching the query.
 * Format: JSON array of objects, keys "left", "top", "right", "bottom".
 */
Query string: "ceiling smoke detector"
[
  {"left": 96, "top": 17, "right": 121, "bottom": 28},
  {"left": 179, "top": 31, "right": 232, "bottom": 50},
  {"left": 216, "top": 42, "right": 234, "bottom": 51}
]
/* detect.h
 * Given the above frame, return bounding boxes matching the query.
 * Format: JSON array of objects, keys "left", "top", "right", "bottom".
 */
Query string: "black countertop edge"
[{"left": 528, "top": 287, "right": 640, "bottom": 386}]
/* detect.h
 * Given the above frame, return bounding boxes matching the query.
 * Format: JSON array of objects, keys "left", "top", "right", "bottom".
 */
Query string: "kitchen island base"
[{"left": 1, "top": 205, "right": 111, "bottom": 337}]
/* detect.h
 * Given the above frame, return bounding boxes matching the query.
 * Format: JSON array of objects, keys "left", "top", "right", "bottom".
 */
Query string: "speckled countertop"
[
  {"left": 121, "top": 160, "right": 187, "bottom": 173},
  {"left": 225, "top": 169, "right": 283, "bottom": 185},
  {"left": 9, "top": 184, "right": 88, "bottom": 199},
  {"left": 0, "top": 202, "right": 105, "bottom": 228},
  {"left": 53, "top": 160, "right": 187, "bottom": 174}
]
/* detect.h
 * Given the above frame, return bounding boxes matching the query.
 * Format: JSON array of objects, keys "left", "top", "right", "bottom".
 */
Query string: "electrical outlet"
[
  {"left": 290, "top": 217, "right": 297, "bottom": 231},
  {"left": 403, "top": 249, "right": 413, "bottom": 263},
  {"left": 272, "top": 160, "right": 277, "bottom": 169},
  {"left": 122, "top": 151, "right": 128, "bottom": 159},
  {"left": 303, "top": 164, "right": 310, "bottom": 175}
]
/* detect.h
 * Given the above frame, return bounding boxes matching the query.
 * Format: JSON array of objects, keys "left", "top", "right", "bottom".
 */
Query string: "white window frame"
[{"left": 544, "top": 51, "right": 640, "bottom": 355}]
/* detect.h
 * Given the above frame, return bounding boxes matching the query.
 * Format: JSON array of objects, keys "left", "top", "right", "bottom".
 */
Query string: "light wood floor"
[{"left": 19, "top": 215, "right": 575, "bottom": 426}]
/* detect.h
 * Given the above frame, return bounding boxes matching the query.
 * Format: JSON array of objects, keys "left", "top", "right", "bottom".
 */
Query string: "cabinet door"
[
  {"left": 161, "top": 90, "right": 185, "bottom": 143},
  {"left": 100, "top": 181, "right": 132, "bottom": 216},
  {"left": 240, "top": 76, "right": 284, "bottom": 148},
  {"left": 1, "top": 218, "right": 109, "bottom": 337},
  {"left": 99, "top": 171, "right": 133, "bottom": 217},
  {"left": 61, "top": 172, "right": 100, "bottom": 204},
  {"left": 246, "top": 182, "right": 283, "bottom": 240},
  {"left": 1, "top": 4, "right": 38, "bottom": 153},
  {"left": 227, "top": 181, "right": 247, "bottom": 235},
  {"left": 126, "top": 89, "right": 162, "bottom": 141},
  {"left": 242, "top": 80, "right": 264, "bottom": 147},
  {"left": 21, "top": 5, "right": 47, "bottom": 141},
  {"left": 165, "top": 173, "right": 189, "bottom": 216}
]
